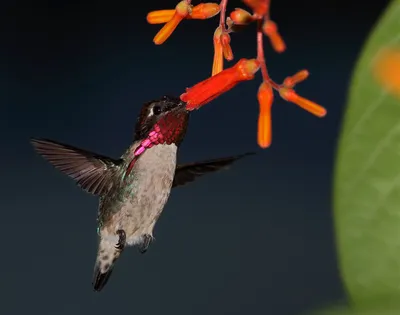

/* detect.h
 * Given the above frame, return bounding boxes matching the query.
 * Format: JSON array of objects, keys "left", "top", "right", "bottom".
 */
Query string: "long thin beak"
[{"left": 168, "top": 99, "right": 187, "bottom": 112}]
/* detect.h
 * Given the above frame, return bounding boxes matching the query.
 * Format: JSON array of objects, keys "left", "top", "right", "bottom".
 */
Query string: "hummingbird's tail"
[
  {"left": 93, "top": 265, "right": 113, "bottom": 292},
  {"left": 92, "top": 237, "right": 123, "bottom": 292}
]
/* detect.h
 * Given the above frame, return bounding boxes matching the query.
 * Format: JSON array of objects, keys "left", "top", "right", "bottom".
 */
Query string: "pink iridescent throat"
[
  {"left": 124, "top": 105, "right": 187, "bottom": 179},
  {"left": 124, "top": 123, "right": 171, "bottom": 179}
]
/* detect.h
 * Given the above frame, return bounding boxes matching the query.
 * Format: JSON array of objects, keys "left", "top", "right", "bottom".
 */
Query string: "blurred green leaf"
[
  {"left": 310, "top": 306, "right": 400, "bottom": 315},
  {"left": 333, "top": 0, "right": 400, "bottom": 311}
]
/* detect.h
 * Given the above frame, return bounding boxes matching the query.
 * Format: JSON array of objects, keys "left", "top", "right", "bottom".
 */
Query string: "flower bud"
[
  {"left": 257, "top": 82, "right": 274, "bottom": 148},
  {"left": 221, "top": 33, "right": 234, "bottom": 61},
  {"left": 279, "top": 87, "right": 326, "bottom": 117},
  {"left": 147, "top": 10, "right": 175, "bottom": 24},
  {"left": 229, "top": 8, "right": 253, "bottom": 25},
  {"left": 283, "top": 70, "right": 309, "bottom": 88},
  {"left": 262, "top": 20, "right": 286, "bottom": 53},
  {"left": 190, "top": 3, "right": 220, "bottom": 19}
]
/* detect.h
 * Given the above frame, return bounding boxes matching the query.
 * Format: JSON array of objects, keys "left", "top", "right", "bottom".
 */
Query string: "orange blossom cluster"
[{"left": 147, "top": 0, "right": 327, "bottom": 148}]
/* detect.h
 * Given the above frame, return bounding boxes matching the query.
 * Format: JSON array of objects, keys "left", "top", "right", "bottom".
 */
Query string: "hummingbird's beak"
[{"left": 166, "top": 98, "right": 187, "bottom": 112}]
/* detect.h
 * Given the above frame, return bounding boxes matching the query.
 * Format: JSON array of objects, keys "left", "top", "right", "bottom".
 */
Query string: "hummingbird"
[{"left": 31, "top": 95, "right": 253, "bottom": 292}]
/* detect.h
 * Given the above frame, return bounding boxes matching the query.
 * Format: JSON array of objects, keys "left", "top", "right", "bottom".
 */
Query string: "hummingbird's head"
[{"left": 134, "top": 95, "right": 190, "bottom": 146}]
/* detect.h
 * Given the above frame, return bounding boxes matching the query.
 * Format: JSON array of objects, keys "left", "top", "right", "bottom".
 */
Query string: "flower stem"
[
  {"left": 256, "top": 19, "right": 280, "bottom": 90},
  {"left": 219, "top": 0, "right": 228, "bottom": 31}
]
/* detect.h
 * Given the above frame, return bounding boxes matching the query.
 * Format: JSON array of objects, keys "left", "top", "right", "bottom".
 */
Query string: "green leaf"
[
  {"left": 309, "top": 306, "right": 400, "bottom": 315},
  {"left": 333, "top": 0, "right": 400, "bottom": 311}
]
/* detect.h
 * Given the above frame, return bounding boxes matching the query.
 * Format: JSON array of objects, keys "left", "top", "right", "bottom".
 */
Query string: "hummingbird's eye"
[{"left": 152, "top": 106, "right": 162, "bottom": 116}]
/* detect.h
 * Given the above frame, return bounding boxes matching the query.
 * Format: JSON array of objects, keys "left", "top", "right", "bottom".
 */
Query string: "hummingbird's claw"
[
  {"left": 138, "top": 234, "right": 153, "bottom": 254},
  {"left": 115, "top": 229, "right": 126, "bottom": 251}
]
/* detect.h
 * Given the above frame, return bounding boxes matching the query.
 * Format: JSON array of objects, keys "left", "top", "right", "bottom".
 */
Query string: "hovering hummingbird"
[{"left": 31, "top": 95, "right": 253, "bottom": 292}]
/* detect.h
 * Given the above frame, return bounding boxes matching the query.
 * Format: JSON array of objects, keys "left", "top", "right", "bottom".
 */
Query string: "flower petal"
[{"left": 147, "top": 10, "right": 175, "bottom": 24}]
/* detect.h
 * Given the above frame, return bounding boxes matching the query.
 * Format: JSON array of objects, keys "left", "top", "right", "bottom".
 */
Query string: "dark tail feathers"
[{"left": 92, "top": 264, "right": 114, "bottom": 292}]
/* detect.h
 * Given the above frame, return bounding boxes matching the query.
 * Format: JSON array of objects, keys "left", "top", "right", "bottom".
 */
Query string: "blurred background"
[{"left": 1, "top": 0, "right": 392, "bottom": 314}]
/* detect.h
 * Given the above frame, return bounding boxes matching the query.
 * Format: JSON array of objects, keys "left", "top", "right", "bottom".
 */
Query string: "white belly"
[{"left": 101, "top": 143, "right": 178, "bottom": 246}]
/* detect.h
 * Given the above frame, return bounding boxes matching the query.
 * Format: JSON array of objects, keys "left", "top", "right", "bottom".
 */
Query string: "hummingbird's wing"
[
  {"left": 31, "top": 138, "right": 124, "bottom": 196},
  {"left": 172, "top": 152, "right": 255, "bottom": 188}
]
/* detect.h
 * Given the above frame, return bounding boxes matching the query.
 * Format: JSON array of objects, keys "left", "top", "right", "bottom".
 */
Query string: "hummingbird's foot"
[
  {"left": 115, "top": 229, "right": 126, "bottom": 251},
  {"left": 138, "top": 234, "right": 153, "bottom": 254}
]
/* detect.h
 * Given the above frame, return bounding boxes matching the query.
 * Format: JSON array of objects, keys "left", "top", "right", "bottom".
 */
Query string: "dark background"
[{"left": 1, "top": 0, "right": 391, "bottom": 314}]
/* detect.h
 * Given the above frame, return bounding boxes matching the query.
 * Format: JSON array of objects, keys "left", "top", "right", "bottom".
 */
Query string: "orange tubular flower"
[
  {"left": 152, "top": 1, "right": 190, "bottom": 45},
  {"left": 257, "top": 82, "right": 274, "bottom": 148},
  {"left": 262, "top": 20, "right": 286, "bottom": 53},
  {"left": 148, "top": 2, "right": 221, "bottom": 44},
  {"left": 181, "top": 58, "right": 260, "bottom": 110},
  {"left": 283, "top": 70, "right": 309, "bottom": 88},
  {"left": 212, "top": 26, "right": 224, "bottom": 75},
  {"left": 146, "top": 0, "right": 326, "bottom": 149},
  {"left": 279, "top": 87, "right": 326, "bottom": 118},
  {"left": 213, "top": 26, "right": 234, "bottom": 74}
]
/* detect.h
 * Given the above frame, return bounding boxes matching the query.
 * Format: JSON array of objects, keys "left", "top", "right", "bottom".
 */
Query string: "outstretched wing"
[
  {"left": 172, "top": 152, "right": 255, "bottom": 188},
  {"left": 31, "top": 138, "right": 124, "bottom": 196}
]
